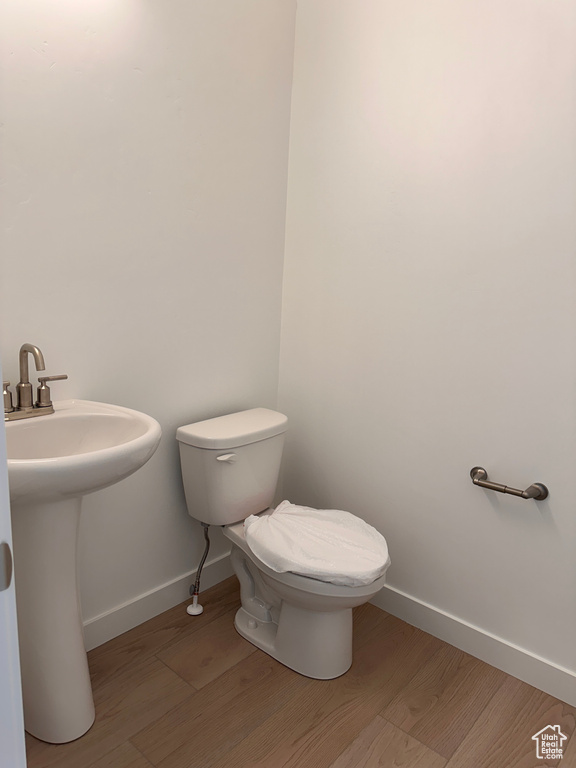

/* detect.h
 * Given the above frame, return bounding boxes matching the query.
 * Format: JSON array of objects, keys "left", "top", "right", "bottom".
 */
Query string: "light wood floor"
[{"left": 25, "top": 577, "right": 576, "bottom": 768}]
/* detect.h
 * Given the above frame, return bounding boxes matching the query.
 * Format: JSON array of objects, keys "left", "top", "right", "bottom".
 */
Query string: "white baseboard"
[
  {"left": 372, "top": 584, "right": 576, "bottom": 707},
  {"left": 82, "top": 552, "right": 234, "bottom": 652},
  {"left": 82, "top": 559, "right": 575, "bottom": 706}
]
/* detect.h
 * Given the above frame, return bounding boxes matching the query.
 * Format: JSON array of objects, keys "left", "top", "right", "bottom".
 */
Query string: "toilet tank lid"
[{"left": 176, "top": 408, "right": 288, "bottom": 449}]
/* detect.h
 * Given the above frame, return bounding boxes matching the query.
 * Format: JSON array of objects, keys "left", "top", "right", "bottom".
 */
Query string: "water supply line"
[{"left": 187, "top": 523, "right": 211, "bottom": 616}]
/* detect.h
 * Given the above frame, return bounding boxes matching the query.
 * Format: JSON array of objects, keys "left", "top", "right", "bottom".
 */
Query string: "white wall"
[
  {"left": 280, "top": 0, "right": 576, "bottom": 698},
  {"left": 0, "top": 0, "right": 296, "bottom": 639}
]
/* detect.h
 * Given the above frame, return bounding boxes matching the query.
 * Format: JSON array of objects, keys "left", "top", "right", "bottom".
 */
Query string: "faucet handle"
[
  {"left": 3, "top": 382, "right": 14, "bottom": 413},
  {"left": 36, "top": 375, "right": 68, "bottom": 408}
]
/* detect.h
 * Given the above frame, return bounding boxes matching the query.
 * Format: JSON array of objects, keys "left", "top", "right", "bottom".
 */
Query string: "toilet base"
[{"left": 234, "top": 602, "right": 353, "bottom": 680}]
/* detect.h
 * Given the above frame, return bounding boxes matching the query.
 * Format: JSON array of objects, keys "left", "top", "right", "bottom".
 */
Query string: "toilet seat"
[
  {"left": 240, "top": 501, "right": 390, "bottom": 588},
  {"left": 223, "top": 518, "right": 388, "bottom": 598}
]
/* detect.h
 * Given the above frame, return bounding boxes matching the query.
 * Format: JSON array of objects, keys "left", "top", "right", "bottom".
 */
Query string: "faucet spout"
[{"left": 17, "top": 343, "right": 46, "bottom": 409}]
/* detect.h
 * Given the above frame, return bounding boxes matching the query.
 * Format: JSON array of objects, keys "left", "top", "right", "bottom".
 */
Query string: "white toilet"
[{"left": 176, "top": 408, "right": 390, "bottom": 679}]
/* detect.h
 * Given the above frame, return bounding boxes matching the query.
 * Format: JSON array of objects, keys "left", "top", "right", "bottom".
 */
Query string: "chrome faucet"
[
  {"left": 4, "top": 343, "right": 67, "bottom": 421},
  {"left": 17, "top": 343, "right": 46, "bottom": 410}
]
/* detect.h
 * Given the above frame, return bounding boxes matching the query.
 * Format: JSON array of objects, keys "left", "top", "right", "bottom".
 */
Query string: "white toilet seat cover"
[{"left": 244, "top": 500, "right": 390, "bottom": 587}]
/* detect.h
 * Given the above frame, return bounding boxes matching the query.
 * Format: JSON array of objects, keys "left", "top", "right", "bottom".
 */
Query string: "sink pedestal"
[{"left": 11, "top": 497, "right": 95, "bottom": 744}]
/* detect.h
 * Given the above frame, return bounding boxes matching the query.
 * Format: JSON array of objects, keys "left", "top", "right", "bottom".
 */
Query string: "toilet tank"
[{"left": 176, "top": 408, "right": 288, "bottom": 526}]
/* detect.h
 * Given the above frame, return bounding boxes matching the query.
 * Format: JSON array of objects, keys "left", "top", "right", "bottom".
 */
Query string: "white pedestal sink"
[{"left": 6, "top": 400, "right": 161, "bottom": 744}]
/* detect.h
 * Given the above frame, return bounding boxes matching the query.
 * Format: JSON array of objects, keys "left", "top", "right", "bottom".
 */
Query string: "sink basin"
[
  {"left": 6, "top": 399, "right": 161, "bottom": 503},
  {"left": 6, "top": 400, "right": 161, "bottom": 744}
]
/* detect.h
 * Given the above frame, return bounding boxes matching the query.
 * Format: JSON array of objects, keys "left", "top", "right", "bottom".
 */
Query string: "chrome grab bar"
[{"left": 470, "top": 467, "right": 548, "bottom": 501}]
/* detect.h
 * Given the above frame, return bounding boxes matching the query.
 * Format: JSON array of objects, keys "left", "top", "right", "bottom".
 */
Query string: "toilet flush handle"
[{"left": 216, "top": 453, "right": 237, "bottom": 463}]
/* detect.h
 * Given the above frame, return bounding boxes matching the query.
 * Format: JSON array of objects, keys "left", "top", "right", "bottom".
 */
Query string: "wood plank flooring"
[{"left": 25, "top": 577, "right": 576, "bottom": 768}]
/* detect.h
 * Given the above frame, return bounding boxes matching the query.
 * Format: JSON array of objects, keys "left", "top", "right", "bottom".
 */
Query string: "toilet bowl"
[
  {"left": 176, "top": 408, "right": 390, "bottom": 679},
  {"left": 224, "top": 517, "right": 388, "bottom": 678}
]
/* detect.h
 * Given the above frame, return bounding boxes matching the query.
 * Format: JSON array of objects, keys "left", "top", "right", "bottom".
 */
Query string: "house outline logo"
[{"left": 532, "top": 725, "right": 567, "bottom": 760}]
